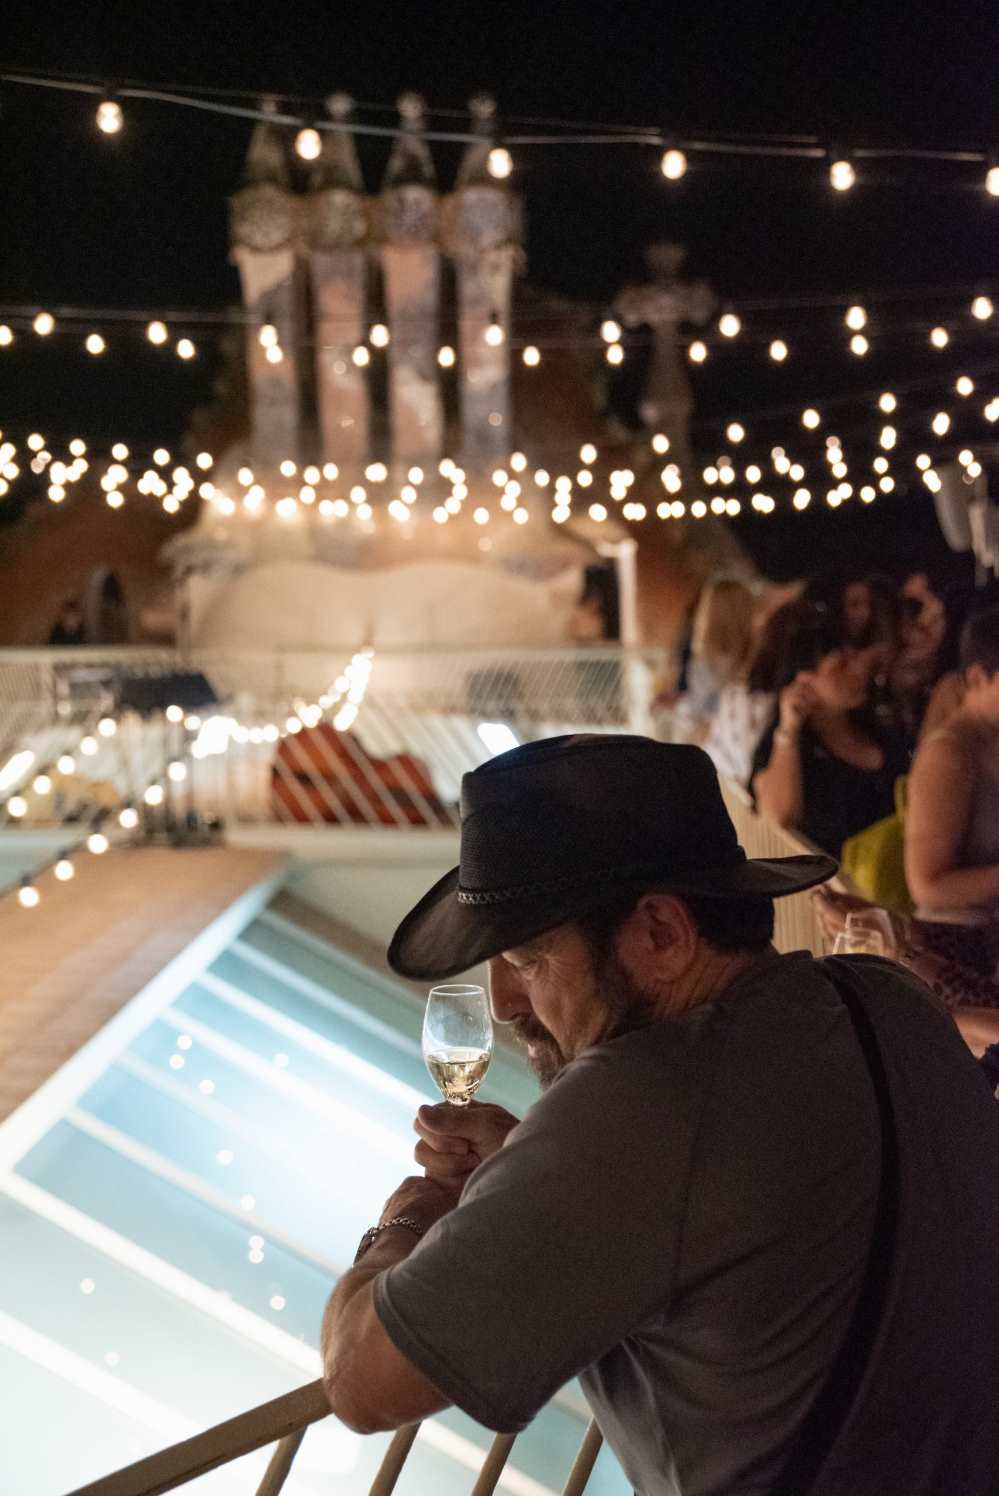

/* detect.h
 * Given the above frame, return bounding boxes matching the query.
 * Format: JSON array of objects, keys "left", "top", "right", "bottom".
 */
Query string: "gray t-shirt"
[{"left": 374, "top": 953, "right": 999, "bottom": 1495}]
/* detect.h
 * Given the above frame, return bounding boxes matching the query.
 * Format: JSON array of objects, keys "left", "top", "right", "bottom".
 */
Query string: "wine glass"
[{"left": 423, "top": 984, "right": 493, "bottom": 1106}]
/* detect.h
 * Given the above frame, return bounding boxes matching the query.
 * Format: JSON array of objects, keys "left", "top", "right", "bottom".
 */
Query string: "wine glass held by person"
[{"left": 422, "top": 984, "right": 493, "bottom": 1107}]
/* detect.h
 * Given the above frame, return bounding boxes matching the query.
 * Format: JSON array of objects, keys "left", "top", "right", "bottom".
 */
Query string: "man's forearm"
[{"left": 321, "top": 1226, "right": 419, "bottom": 1376}]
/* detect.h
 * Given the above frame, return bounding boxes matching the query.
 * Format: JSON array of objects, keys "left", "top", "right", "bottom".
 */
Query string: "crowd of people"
[{"left": 668, "top": 565, "right": 999, "bottom": 1013}]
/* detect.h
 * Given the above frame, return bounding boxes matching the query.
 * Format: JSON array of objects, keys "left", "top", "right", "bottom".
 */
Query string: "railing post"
[
  {"left": 561, "top": 1421, "right": 603, "bottom": 1496},
  {"left": 366, "top": 1422, "right": 422, "bottom": 1496},
  {"left": 254, "top": 1428, "right": 307, "bottom": 1496}
]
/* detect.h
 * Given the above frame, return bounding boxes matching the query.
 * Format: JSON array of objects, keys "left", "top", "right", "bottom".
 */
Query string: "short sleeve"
[{"left": 373, "top": 1016, "right": 729, "bottom": 1431}]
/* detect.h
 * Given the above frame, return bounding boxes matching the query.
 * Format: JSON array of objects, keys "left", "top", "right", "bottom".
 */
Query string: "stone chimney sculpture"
[
  {"left": 306, "top": 93, "right": 370, "bottom": 475},
  {"left": 379, "top": 94, "right": 444, "bottom": 467},
  {"left": 229, "top": 98, "right": 304, "bottom": 470},
  {"left": 445, "top": 95, "right": 523, "bottom": 467}
]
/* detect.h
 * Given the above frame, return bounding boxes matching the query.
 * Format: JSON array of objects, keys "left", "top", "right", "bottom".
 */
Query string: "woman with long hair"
[
  {"left": 751, "top": 609, "right": 906, "bottom": 857},
  {"left": 671, "top": 577, "right": 755, "bottom": 745}
]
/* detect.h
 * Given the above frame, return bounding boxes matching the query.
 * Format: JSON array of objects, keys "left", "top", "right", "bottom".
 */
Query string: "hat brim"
[{"left": 387, "top": 853, "right": 837, "bottom": 981}]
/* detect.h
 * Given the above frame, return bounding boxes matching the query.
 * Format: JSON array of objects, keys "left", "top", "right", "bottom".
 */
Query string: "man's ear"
[{"left": 631, "top": 893, "right": 699, "bottom": 972}]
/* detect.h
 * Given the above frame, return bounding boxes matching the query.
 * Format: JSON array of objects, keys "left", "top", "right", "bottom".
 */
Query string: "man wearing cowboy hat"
[{"left": 322, "top": 736, "right": 999, "bottom": 1495}]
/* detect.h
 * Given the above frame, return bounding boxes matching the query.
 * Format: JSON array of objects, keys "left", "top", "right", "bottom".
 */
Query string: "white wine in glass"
[{"left": 423, "top": 984, "right": 493, "bottom": 1106}]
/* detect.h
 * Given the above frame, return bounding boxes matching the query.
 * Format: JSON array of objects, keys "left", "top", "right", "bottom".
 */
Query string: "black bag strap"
[{"left": 768, "top": 957, "right": 901, "bottom": 1496}]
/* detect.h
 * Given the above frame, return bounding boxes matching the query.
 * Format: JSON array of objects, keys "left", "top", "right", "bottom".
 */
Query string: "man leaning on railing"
[{"left": 321, "top": 735, "right": 999, "bottom": 1496}]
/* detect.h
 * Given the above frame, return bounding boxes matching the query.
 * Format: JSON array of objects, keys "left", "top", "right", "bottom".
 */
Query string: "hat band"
[{"left": 456, "top": 852, "right": 746, "bottom": 906}]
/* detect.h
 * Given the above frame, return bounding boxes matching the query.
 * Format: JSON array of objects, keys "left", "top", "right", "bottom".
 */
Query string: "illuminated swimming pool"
[{"left": 0, "top": 903, "right": 629, "bottom": 1495}]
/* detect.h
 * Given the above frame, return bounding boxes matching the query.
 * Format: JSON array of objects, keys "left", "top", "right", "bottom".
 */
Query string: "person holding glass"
[{"left": 320, "top": 735, "right": 999, "bottom": 1496}]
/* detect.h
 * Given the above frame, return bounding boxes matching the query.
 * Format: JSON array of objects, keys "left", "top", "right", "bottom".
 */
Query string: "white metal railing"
[
  {"left": 64, "top": 1378, "right": 605, "bottom": 1496},
  {"left": 0, "top": 645, "right": 670, "bottom": 836}
]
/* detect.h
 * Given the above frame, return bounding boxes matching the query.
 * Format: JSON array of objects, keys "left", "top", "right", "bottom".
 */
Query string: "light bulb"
[
  {"left": 438, "top": 345, "right": 456, "bottom": 368},
  {"left": 484, "top": 322, "right": 505, "bottom": 347},
  {"left": 85, "top": 333, "right": 106, "bottom": 356},
  {"left": 18, "top": 882, "right": 39, "bottom": 909},
  {"left": 96, "top": 99, "right": 123, "bottom": 135},
  {"left": 176, "top": 338, "right": 196, "bottom": 360},
  {"left": 769, "top": 340, "right": 788, "bottom": 362},
  {"left": 972, "top": 295, "right": 994, "bottom": 321},
  {"left": 845, "top": 305, "right": 867, "bottom": 331},
  {"left": 369, "top": 323, "right": 390, "bottom": 348},
  {"left": 878, "top": 392, "right": 897, "bottom": 413},
  {"left": 726, "top": 423, "right": 746, "bottom": 445},
  {"left": 119, "top": 806, "right": 139, "bottom": 829},
  {"left": 580, "top": 443, "right": 598, "bottom": 464},
  {"left": 986, "top": 165, "right": 999, "bottom": 197},
  {"left": 829, "top": 157, "right": 855, "bottom": 191},
  {"left": 147, "top": 320, "right": 168, "bottom": 345},
  {"left": 295, "top": 126, "right": 322, "bottom": 161},
  {"left": 606, "top": 343, "right": 624, "bottom": 365},
  {"left": 258, "top": 324, "right": 278, "bottom": 348},
  {"left": 352, "top": 345, "right": 371, "bottom": 367},
  {"left": 601, "top": 319, "right": 622, "bottom": 344},
  {"left": 879, "top": 425, "right": 897, "bottom": 449},
  {"left": 930, "top": 326, "right": 949, "bottom": 348},
  {"left": 688, "top": 340, "right": 708, "bottom": 363},
  {"left": 86, "top": 831, "right": 109, "bottom": 855},
  {"left": 487, "top": 145, "right": 513, "bottom": 180},
  {"left": 522, "top": 345, "right": 540, "bottom": 366},
  {"left": 802, "top": 408, "right": 821, "bottom": 429},
  {"left": 7, "top": 796, "right": 28, "bottom": 819},
  {"left": 265, "top": 344, "right": 283, "bottom": 364},
  {"left": 54, "top": 857, "right": 75, "bottom": 882},
  {"left": 660, "top": 147, "right": 688, "bottom": 181},
  {"left": 0, "top": 326, "right": 13, "bottom": 346},
  {"left": 956, "top": 375, "right": 975, "bottom": 397},
  {"left": 931, "top": 411, "right": 951, "bottom": 436},
  {"left": 719, "top": 313, "right": 741, "bottom": 339},
  {"left": 849, "top": 333, "right": 869, "bottom": 356},
  {"left": 33, "top": 312, "right": 55, "bottom": 337},
  {"left": 144, "top": 784, "right": 164, "bottom": 807}
]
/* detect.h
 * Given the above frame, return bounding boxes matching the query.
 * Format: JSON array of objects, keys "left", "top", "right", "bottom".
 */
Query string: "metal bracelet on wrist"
[{"left": 353, "top": 1215, "right": 425, "bottom": 1264}]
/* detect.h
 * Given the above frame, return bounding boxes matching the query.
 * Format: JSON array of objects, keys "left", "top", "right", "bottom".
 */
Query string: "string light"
[
  {"left": 600, "top": 319, "right": 622, "bottom": 344},
  {"left": 849, "top": 333, "right": 869, "bottom": 356},
  {"left": 878, "top": 392, "right": 897, "bottom": 413},
  {"left": 726, "top": 422, "right": 746, "bottom": 444},
  {"left": 522, "top": 344, "right": 540, "bottom": 366},
  {"left": 85, "top": 333, "right": 106, "bottom": 356},
  {"left": 369, "top": 323, "right": 390, "bottom": 349},
  {"left": 487, "top": 144, "right": 513, "bottom": 180},
  {"left": 972, "top": 295, "right": 994, "bottom": 321},
  {"left": 0, "top": 326, "right": 12, "bottom": 347},
  {"left": 606, "top": 343, "right": 624, "bottom": 365},
  {"left": 768, "top": 340, "right": 788, "bottom": 362},
  {"left": 86, "top": 831, "right": 109, "bottom": 855},
  {"left": 688, "top": 340, "right": 707, "bottom": 363},
  {"left": 484, "top": 320, "right": 505, "bottom": 348},
  {"left": 176, "top": 338, "right": 196, "bottom": 360},
  {"left": 257, "top": 324, "right": 278, "bottom": 349},
  {"left": 845, "top": 305, "right": 867, "bottom": 331},
  {"left": 931, "top": 410, "right": 951, "bottom": 436},
  {"left": 33, "top": 312, "right": 55, "bottom": 336},
  {"left": 956, "top": 375, "right": 975, "bottom": 396},
  {"left": 54, "top": 855, "right": 75, "bottom": 881},
  {"left": 987, "top": 164, "right": 999, "bottom": 196},
  {"left": 829, "top": 156, "right": 856, "bottom": 192},
  {"left": 352, "top": 345, "right": 370, "bottom": 367},
  {"left": 930, "top": 326, "right": 949, "bottom": 348},
  {"left": 18, "top": 879, "right": 39, "bottom": 909},
  {"left": 146, "top": 320, "right": 168, "bottom": 344},
  {"left": 718, "top": 313, "right": 741, "bottom": 339},
  {"left": 437, "top": 345, "right": 455, "bottom": 368},
  {"left": 660, "top": 148, "right": 687, "bottom": 181},
  {"left": 294, "top": 125, "right": 322, "bottom": 161},
  {"left": 96, "top": 98, "right": 123, "bottom": 135},
  {"left": 802, "top": 407, "right": 821, "bottom": 429}
]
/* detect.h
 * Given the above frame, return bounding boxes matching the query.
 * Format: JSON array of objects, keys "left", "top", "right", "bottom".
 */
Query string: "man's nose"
[{"left": 488, "top": 958, "right": 532, "bottom": 1023}]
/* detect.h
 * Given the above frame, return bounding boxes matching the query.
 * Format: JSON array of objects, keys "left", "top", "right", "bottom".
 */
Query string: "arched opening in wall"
[{"left": 82, "top": 567, "right": 132, "bottom": 644}]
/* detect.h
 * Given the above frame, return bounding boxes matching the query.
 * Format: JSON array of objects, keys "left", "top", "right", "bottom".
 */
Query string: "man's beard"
[{"left": 510, "top": 949, "right": 652, "bottom": 1088}]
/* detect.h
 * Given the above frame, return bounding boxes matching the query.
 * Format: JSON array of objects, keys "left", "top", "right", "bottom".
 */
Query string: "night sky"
[{"left": 3, "top": 0, "right": 999, "bottom": 580}]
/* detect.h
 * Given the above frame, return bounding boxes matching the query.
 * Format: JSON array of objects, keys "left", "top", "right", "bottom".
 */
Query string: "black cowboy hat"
[{"left": 388, "top": 735, "right": 836, "bottom": 980}]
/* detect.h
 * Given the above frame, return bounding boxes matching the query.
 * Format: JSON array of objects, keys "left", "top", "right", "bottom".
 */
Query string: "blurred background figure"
[
  {"left": 47, "top": 596, "right": 85, "bottom": 646},
  {"left": 670, "top": 577, "right": 755, "bottom": 744}
]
